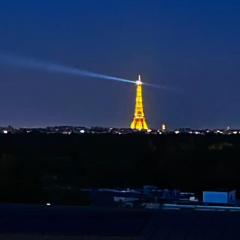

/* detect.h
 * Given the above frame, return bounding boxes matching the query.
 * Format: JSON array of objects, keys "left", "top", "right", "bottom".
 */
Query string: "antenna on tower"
[{"left": 136, "top": 74, "right": 142, "bottom": 85}]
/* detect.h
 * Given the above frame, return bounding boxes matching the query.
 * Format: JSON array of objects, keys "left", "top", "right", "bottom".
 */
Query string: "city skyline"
[{"left": 1, "top": 1, "right": 240, "bottom": 129}]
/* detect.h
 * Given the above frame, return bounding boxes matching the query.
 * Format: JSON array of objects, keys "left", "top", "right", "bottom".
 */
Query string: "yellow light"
[{"left": 130, "top": 75, "right": 149, "bottom": 131}]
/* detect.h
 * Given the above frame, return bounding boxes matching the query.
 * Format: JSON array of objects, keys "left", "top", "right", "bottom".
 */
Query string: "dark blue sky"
[{"left": 0, "top": 0, "right": 240, "bottom": 129}]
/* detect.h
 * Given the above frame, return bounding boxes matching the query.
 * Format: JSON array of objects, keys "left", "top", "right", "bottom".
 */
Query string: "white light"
[
  {"left": 46, "top": 202, "right": 51, "bottom": 206},
  {"left": 63, "top": 131, "right": 71, "bottom": 135},
  {"left": 3, "top": 130, "right": 8, "bottom": 134},
  {"left": 233, "top": 131, "right": 238, "bottom": 135},
  {"left": 136, "top": 80, "right": 142, "bottom": 85},
  {"left": 136, "top": 74, "right": 142, "bottom": 85},
  {"left": 175, "top": 130, "right": 180, "bottom": 134},
  {"left": 80, "top": 130, "right": 85, "bottom": 134}
]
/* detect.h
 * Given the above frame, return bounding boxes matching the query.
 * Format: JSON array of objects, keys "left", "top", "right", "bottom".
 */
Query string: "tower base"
[{"left": 130, "top": 118, "right": 148, "bottom": 131}]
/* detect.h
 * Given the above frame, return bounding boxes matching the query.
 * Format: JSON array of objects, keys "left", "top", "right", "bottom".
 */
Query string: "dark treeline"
[{"left": 0, "top": 133, "right": 239, "bottom": 204}]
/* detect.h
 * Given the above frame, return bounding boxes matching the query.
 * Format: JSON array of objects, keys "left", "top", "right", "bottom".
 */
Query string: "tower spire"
[{"left": 130, "top": 75, "right": 149, "bottom": 131}]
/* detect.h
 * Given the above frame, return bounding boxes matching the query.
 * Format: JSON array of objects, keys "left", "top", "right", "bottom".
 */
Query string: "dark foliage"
[{"left": 0, "top": 133, "right": 239, "bottom": 203}]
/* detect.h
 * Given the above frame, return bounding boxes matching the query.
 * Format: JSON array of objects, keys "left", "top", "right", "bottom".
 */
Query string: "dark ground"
[
  {"left": 0, "top": 133, "right": 240, "bottom": 203},
  {"left": 0, "top": 203, "right": 239, "bottom": 239}
]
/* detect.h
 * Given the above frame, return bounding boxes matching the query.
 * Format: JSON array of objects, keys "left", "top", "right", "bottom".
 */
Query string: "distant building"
[
  {"left": 161, "top": 124, "right": 167, "bottom": 132},
  {"left": 130, "top": 75, "right": 149, "bottom": 131},
  {"left": 88, "top": 189, "right": 142, "bottom": 207},
  {"left": 203, "top": 190, "right": 236, "bottom": 204}
]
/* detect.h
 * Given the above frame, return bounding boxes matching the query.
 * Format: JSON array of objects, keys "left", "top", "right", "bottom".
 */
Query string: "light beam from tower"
[{"left": 130, "top": 75, "right": 149, "bottom": 131}]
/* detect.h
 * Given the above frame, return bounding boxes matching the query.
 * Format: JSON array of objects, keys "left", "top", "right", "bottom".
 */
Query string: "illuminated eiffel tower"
[{"left": 130, "top": 75, "right": 149, "bottom": 131}]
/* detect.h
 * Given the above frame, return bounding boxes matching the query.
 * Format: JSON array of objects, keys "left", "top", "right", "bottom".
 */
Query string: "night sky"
[{"left": 0, "top": 0, "right": 240, "bottom": 129}]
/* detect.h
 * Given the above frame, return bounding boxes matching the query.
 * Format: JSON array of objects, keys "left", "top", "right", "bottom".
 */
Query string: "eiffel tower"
[{"left": 130, "top": 75, "right": 149, "bottom": 130}]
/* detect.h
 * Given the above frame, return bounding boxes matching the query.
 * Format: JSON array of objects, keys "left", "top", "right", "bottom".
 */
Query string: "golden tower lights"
[{"left": 130, "top": 75, "right": 149, "bottom": 131}]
